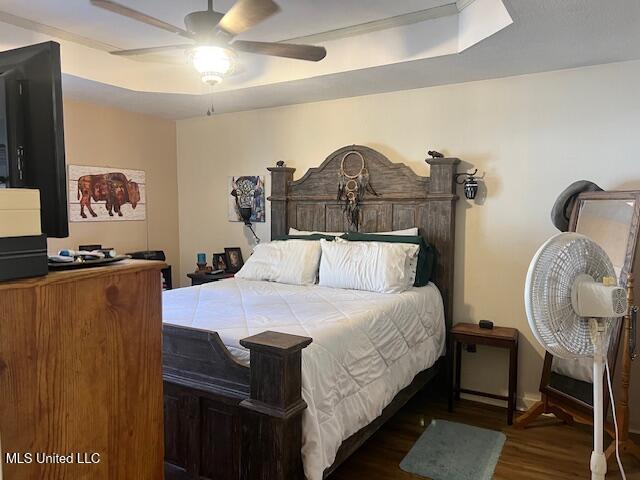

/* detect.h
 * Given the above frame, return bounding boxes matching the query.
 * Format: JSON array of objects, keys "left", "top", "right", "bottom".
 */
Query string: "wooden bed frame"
[{"left": 163, "top": 145, "right": 459, "bottom": 479}]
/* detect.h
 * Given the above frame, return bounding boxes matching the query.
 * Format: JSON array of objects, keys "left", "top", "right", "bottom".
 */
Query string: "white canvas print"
[{"left": 68, "top": 165, "right": 146, "bottom": 222}]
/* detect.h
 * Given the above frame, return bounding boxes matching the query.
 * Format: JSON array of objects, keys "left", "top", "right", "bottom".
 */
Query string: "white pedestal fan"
[{"left": 525, "top": 233, "right": 628, "bottom": 480}]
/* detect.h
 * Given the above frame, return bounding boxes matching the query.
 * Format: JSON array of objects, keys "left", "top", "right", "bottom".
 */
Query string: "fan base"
[
  {"left": 590, "top": 451, "right": 606, "bottom": 480},
  {"left": 605, "top": 437, "right": 640, "bottom": 462}
]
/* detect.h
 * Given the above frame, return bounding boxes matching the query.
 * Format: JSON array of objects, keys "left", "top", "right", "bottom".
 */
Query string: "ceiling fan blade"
[
  {"left": 90, "top": 0, "right": 192, "bottom": 38},
  {"left": 109, "top": 44, "right": 194, "bottom": 56},
  {"left": 232, "top": 40, "right": 326, "bottom": 61},
  {"left": 218, "top": 0, "right": 280, "bottom": 37}
]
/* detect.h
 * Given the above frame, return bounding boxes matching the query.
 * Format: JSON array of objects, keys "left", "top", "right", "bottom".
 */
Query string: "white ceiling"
[
  {"left": 2, "top": 0, "right": 639, "bottom": 119},
  {"left": 0, "top": 0, "right": 508, "bottom": 97},
  {"left": 0, "top": 0, "right": 453, "bottom": 47}
]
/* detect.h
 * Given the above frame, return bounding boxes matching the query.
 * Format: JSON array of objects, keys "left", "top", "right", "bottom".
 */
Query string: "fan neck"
[{"left": 184, "top": 10, "right": 226, "bottom": 42}]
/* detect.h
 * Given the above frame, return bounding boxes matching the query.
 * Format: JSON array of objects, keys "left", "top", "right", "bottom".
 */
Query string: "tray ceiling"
[
  {"left": 0, "top": 0, "right": 453, "bottom": 47},
  {"left": 0, "top": 0, "right": 638, "bottom": 119}
]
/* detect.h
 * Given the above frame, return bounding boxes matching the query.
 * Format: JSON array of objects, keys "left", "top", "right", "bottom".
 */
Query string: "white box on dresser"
[
  {"left": 0, "top": 188, "right": 47, "bottom": 281},
  {"left": 0, "top": 188, "right": 41, "bottom": 237}
]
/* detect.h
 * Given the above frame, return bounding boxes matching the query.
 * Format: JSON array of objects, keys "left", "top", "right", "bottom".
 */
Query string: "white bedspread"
[{"left": 162, "top": 278, "right": 445, "bottom": 480}]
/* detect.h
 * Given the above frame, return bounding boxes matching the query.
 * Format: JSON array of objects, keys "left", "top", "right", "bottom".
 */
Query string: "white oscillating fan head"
[{"left": 524, "top": 232, "right": 617, "bottom": 359}]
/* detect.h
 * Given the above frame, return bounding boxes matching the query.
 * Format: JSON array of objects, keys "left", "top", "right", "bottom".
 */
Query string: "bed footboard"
[{"left": 163, "top": 325, "right": 312, "bottom": 480}]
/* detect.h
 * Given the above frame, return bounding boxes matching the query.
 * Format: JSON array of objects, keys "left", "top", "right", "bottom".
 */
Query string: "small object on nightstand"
[
  {"left": 479, "top": 320, "right": 494, "bottom": 329},
  {"left": 187, "top": 271, "right": 234, "bottom": 286},
  {"left": 449, "top": 322, "right": 519, "bottom": 425},
  {"left": 196, "top": 252, "right": 213, "bottom": 273}
]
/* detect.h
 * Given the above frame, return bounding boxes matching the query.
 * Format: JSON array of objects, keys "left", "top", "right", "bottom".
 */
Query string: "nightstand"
[
  {"left": 449, "top": 322, "right": 519, "bottom": 424},
  {"left": 187, "top": 272, "right": 234, "bottom": 286}
]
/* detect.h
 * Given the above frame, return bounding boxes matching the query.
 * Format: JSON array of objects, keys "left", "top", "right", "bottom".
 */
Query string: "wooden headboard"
[{"left": 268, "top": 145, "right": 459, "bottom": 329}]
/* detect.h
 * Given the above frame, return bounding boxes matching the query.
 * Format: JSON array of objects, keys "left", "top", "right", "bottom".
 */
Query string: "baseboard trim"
[
  {"left": 460, "top": 393, "right": 640, "bottom": 432},
  {"left": 460, "top": 392, "right": 539, "bottom": 412}
]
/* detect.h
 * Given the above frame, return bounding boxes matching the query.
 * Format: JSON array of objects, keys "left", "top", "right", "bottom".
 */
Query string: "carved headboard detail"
[{"left": 268, "top": 145, "right": 459, "bottom": 330}]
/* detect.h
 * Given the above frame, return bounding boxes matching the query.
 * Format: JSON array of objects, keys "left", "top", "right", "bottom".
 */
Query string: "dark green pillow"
[
  {"left": 272, "top": 234, "right": 338, "bottom": 241},
  {"left": 340, "top": 233, "right": 436, "bottom": 287}
]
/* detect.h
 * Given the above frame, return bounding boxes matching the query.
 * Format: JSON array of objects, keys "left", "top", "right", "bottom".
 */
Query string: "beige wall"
[
  {"left": 176, "top": 60, "right": 640, "bottom": 427},
  {"left": 48, "top": 99, "right": 180, "bottom": 270}
]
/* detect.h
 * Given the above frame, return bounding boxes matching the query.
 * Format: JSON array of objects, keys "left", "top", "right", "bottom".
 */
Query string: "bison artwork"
[{"left": 76, "top": 172, "right": 141, "bottom": 218}]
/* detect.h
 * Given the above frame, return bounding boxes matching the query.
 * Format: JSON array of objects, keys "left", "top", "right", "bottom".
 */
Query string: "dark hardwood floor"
[{"left": 331, "top": 393, "right": 640, "bottom": 479}]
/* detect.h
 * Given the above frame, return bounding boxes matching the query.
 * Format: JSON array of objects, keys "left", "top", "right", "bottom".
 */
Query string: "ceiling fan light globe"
[{"left": 189, "top": 46, "right": 235, "bottom": 82}]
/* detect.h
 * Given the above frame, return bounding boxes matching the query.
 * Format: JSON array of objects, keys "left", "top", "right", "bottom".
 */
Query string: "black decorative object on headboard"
[
  {"left": 337, "top": 150, "right": 379, "bottom": 229},
  {"left": 238, "top": 207, "right": 261, "bottom": 243},
  {"left": 455, "top": 169, "right": 479, "bottom": 200},
  {"left": 230, "top": 177, "right": 262, "bottom": 243}
]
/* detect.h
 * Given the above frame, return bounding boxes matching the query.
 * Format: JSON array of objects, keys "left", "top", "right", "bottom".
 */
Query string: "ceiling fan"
[{"left": 90, "top": 0, "right": 327, "bottom": 85}]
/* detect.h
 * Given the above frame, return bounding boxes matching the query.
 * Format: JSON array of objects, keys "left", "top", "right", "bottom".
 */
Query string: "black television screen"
[{"left": 0, "top": 41, "right": 68, "bottom": 238}]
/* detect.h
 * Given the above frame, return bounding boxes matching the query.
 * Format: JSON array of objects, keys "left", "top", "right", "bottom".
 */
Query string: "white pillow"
[
  {"left": 236, "top": 240, "right": 321, "bottom": 285},
  {"left": 289, "top": 227, "right": 418, "bottom": 236},
  {"left": 318, "top": 239, "right": 419, "bottom": 293},
  {"left": 333, "top": 237, "right": 418, "bottom": 287}
]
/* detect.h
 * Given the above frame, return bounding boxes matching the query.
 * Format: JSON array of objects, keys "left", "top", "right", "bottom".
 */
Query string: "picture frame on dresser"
[
  {"left": 224, "top": 247, "right": 244, "bottom": 273},
  {"left": 212, "top": 252, "right": 227, "bottom": 272}
]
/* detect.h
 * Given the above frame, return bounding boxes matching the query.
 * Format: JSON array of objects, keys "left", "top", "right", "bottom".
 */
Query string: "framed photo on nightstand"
[
  {"left": 212, "top": 252, "right": 227, "bottom": 272},
  {"left": 224, "top": 247, "right": 244, "bottom": 273}
]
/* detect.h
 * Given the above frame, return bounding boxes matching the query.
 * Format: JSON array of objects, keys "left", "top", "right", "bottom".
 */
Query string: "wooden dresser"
[{"left": 0, "top": 260, "right": 165, "bottom": 480}]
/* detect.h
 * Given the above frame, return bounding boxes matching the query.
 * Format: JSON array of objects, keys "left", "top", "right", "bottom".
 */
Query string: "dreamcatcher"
[{"left": 337, "top": 150, "right": 378, "bottom": 228}]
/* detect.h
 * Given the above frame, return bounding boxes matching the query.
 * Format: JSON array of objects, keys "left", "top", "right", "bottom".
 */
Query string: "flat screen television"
[{"left": 0, "top": 41, "right": 68, "bottom": 238}]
